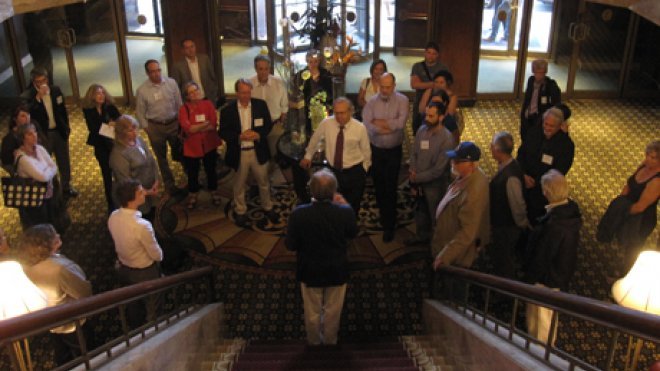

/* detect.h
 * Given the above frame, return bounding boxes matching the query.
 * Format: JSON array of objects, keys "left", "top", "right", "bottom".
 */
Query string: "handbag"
[{"left": 1, "top": 155, "right": 48, "bottom": 208}]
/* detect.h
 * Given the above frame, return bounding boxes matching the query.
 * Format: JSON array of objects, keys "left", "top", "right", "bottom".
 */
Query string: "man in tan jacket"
[{"left": 432, "top": 142, "right": 490, "bottom": 270}]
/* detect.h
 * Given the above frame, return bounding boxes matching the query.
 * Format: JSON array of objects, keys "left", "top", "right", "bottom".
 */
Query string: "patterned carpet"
[{"left": 0, "top": 98, "right": 658, "bottom": 369}]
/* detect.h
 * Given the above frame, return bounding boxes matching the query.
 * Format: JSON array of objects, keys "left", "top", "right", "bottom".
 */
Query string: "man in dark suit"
[
  {"left": 219, "top": 78, "right": 275, "bottom": 227},
  {"left": 517, "top": 107, "right": 575, "bottom": 224},
  {"left": 170, "top": 38, "right": 218, "bottom": 105},
  {"left": 21, "top": 67, "right": 77, "bottom": 197},
  {"left": 286, "top": 169, "right": 358, "bottom": 345}
]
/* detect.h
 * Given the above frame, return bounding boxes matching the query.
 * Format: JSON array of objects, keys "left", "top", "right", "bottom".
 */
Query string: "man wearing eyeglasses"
[
  {"left": 432, "top": 142, "right": 490, "bottom": 270},
  {"left": 135, "top": 59, "right": 184, "bottom": 196}
]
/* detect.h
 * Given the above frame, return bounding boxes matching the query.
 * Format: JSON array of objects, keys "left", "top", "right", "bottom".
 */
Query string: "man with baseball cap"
[{"left": 432, "top": 141, "right": 490, "bottom": 270}]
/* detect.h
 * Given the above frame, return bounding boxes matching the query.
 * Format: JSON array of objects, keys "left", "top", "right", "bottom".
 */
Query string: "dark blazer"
[
  {"left": 170, "top": 53, "right": 218, "bottom": 104},
  {"left": 22, "top": 85, "right": 70, "bottom": 139},
  {"left": 517, "top": 125, "right": 575, "bottom": 181},
  {"left": 286, "top": 200, "right": 358, "bottom": 287},
  {"left": 524, "top": 199, "right": 582, "bottom": 290},
  {"left": 219, "top": 98, "right": 273, "bottom": 170},
  {"left": 520, "top": 75, "right": 561, "bottom": 120},
  {"left": 82, "top": 104, "right": 121, "bottom": 150}
]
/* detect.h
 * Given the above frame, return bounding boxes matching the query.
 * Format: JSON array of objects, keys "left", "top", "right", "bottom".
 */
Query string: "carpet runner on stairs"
[{"left": 218, "top": 338, "right": 420, "bottom": 371}]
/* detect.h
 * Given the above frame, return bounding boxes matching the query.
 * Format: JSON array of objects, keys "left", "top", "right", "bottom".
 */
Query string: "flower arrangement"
[
  {"left": 308, "top": 90, "right": 328, "bottom": 131},
  {"left": 322, "top": 35, "right": 360, "bottom": 77}
]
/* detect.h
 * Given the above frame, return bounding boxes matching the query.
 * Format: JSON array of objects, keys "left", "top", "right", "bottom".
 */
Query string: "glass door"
[
  {"left": 17, "top": 0, "right": 126, "bottom": 102},
  {"left": 571, "top": 1, "right": 631, "bottom": 96}
]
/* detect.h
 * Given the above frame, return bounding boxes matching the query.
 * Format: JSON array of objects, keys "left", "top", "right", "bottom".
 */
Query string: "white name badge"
[
  {"left": 542, "top": 153, "right": 554, "bottom": 165},
  {"left": 254, "top": 118, "right": 263, "bottom": 127},
  {"left": 420, "top": 140, "right": 430, "bottom": 150},
  {"left": 56, "top": 96, "right": 63, "bottom": 104},
  {"left": 541, "top": 96, "right": 548, "bottom": 104},
  {"left": 195, "top": 114, "right": 206, "bottom": 122},
  {"left": 154, "top": 92, "right": 163, "bottom": 101},
  {"left": 99, "top": 123, "right": 115, "bottom": 139}
]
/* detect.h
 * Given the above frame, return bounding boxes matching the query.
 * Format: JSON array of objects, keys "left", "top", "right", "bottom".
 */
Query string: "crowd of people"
[{"left": 0, "top": 37, "right": 657, "bottom": 353}]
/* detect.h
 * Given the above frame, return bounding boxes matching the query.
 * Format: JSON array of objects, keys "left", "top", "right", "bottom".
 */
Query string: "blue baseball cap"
[{"left": 446, "top": 141, "right": 481, "bottom": 161}]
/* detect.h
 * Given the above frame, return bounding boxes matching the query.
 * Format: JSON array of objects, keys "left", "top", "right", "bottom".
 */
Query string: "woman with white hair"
[{"left": 523, "top": 169, "right": 582, "bottom": 345}]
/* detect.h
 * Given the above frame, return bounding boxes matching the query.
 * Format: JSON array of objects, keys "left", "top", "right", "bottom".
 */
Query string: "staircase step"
[
  {"left": 237, "top": 349, "right": 409, "bottom": 361},
  {"left": 244, "top": 342, "right": 404, "bottom": 353},
  {"left": 232, "top": 358, "right": 418, "bottom": 371}
]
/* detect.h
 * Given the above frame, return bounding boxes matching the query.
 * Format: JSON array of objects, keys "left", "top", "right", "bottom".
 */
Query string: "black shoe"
[
  {"left": 235, "top": 214, "right": 250, "bottom": 228},
  {"left": 64, "top": 186, "right": 79, "bottom": 198},
  {"left": 382, "top": 230, "right": 395, "bottom": 243},
  {"left": 265, "top": 209, "right": 279, "bottom": 224},
  {"left": 404, "top": 237, "right": 429, "bottom": 247}
]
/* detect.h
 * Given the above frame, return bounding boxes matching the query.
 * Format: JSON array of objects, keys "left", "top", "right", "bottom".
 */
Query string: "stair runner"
[{"left": 202, "top": 336, "right": 471, "bottom": 371}]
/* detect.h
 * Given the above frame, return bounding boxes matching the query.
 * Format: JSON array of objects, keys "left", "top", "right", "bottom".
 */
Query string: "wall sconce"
[
  {"left": 0, "top": 261, "right": 48, "bottom": 371},
  {"left": 611, "top": 250, "right": 660, "bottom": 371}
]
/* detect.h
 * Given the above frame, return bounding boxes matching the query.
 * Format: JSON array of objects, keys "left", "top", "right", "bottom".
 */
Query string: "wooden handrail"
[
  {"left": 440, "top": 265, "right": 660, "bottom": 342},
  {"left": 0, "top": 266, "right": 213, "bottom": 341}
]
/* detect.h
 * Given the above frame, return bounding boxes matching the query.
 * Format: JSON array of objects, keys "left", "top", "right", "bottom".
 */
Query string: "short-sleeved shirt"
[{"left": 410, "top": 61, "right": 448, "bottom": 105}]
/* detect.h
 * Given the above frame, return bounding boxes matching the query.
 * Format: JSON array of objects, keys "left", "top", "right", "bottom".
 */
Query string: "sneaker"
[{"left": 482, "top": 36, "right": 495, "bottom": 42}]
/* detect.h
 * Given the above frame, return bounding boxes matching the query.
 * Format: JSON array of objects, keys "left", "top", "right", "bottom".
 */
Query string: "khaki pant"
[
  {"left": 233, "top": 149, "right": 272, "bottom": 215},
  {"left": 526, "top": 283, "right": 559, "bottom": 345},
  {"left": 301, "top": 283, "right": 347, "bottom": 345}
]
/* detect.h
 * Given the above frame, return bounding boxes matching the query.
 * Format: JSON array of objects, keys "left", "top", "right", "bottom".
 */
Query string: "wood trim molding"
[{"left": 12, "top": 0, "right": 84, "bottom": 14}]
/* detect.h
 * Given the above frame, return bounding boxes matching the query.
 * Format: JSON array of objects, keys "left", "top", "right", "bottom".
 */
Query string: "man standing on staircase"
[{"left": 286, "top": 169, "right": 358, "bottom": 345}]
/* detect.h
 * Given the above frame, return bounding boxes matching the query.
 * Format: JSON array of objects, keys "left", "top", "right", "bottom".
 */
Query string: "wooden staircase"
[{"left": 200, "top": 336, "right": 470, "bottom": 371}]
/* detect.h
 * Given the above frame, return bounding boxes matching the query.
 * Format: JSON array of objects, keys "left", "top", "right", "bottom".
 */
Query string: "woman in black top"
[{"left": 82, "top": 84, "right": 121, "bottom": 213}]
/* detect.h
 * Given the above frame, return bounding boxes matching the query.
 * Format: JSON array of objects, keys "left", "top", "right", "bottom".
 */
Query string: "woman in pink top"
[{"left": 178, "top": 81, "right": 223, "bottom": 209}]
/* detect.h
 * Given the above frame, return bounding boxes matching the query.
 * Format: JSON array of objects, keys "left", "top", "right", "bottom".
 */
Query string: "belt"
[
  {"left": 241, "top": 147, "right": 255, "bottom": 151},
  {"left": 331, "top": 162, "right": 363, "bottom": 173},
  {"left": 118, "top": 261, "right": 157, "bottom": 271},
  {"left": 148, "top": 117, "right": 177, "bottom": 125}
]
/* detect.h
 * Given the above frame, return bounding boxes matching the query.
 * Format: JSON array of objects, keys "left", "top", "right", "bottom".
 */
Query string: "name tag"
[
  {"left": 420, "top": 140, "right": 430, "bottom": 150},
  {"left": 254, "top": 118, "right": 263, "bottom": 127},
  {"left": 542, "top": 153, "right": 553, "bottom": 165},
  {"left": 195, "top": 114, "right": 206, "bottom": 122},
  {"left": 154, "top": 92, "right": 163, "bottom": 101},
  {"left": 541, "top": 96, "right": 548, "bottom": 104},
  {"left": 56, "top": 96, "right": 63, "bottom": 104}
]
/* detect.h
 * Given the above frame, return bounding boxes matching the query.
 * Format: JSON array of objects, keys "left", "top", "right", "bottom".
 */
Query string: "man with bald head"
[
  {"left": 362, "top": 73, "right": 409, "bottom": 242},
  {"left": 301, "top": 97, "right": 371, "bottom": 216}
]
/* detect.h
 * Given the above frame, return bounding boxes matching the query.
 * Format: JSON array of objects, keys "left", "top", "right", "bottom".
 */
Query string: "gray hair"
[
  {"left": 543, "top": 107, "right": 564, "bottom": 125},
  {"left": 309, "top": 169, "right": 337, "bottom": 202},
  {"left": 16, "top": 123, "right": 37, "bottom": 144},
  {"left": 541, "top": 169, "right": 569, "bottom": 203},
  {"left": 531, "top": 59, "right": 548, "bottom": 73},
  {"left": 234, "top": 78, "right": 253, "bottom": 92},
  {"left": 492, "top": 131, "right": 514, "bottom": 155},
  {"left": 114, "top": 115, "right": 139, "bottom": 145},
  {"left": 333, "top": 96, "right": 355, "bottom": 114},
  {"left": 645, "top": 140, "right": 660, "bottom": 158},
  {"left": 254, "top": 54, "right": 271, "bottom": 67}
]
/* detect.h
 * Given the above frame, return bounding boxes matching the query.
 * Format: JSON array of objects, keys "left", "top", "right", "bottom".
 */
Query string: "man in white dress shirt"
[
  {"left": 108, "top": 179, "right": 163, "bottom": 327},
  {"left": 301, "top": 97, "right": 371, "bottom": 215},
  {"left": 249, "top": 54, "right": 288, "bottom": 168}
]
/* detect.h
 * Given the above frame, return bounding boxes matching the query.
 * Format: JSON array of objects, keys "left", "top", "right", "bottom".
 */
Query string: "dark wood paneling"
[
  {"left": 161, "top": 0, "right": 211, "bottom": 75},
  {"left": 431, "top": 0, "right": 483, "bottom": 101},
  {"left": 217, "top": 0, "right": 251, "bottom": 43},
  {"left": 394, "top": 0, "right": 431, "bottom": 53}
]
